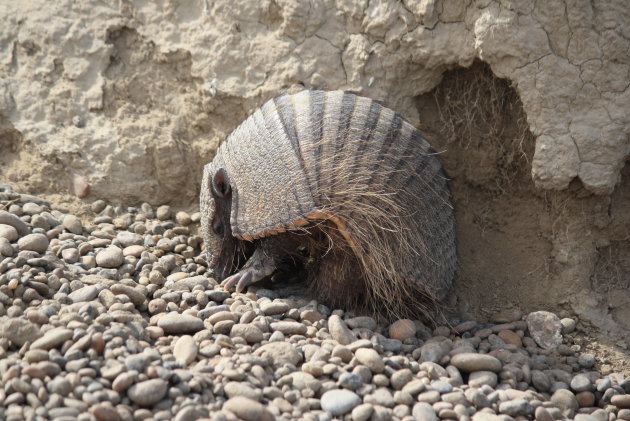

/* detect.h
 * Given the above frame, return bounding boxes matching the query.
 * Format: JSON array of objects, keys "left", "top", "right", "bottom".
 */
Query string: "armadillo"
[{"left": 200, "top": 89, "right": 457, "bottom": 318}]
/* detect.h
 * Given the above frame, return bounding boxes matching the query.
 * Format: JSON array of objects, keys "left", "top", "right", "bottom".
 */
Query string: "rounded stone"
[
  {"left": 498, "top": 399, "right": 533, "bottom": 417},
  {"left": 355, "top": 348, "right": 385, "bottom": 373},
  {"left": 127, "top": 379, "right": 168, "bottom": 406},
  {"left": 17, "top": 233, "right": 49, "bottom": 253},
  {"left": 62, "top": 214, "right": 83, "bottom": 234},
  {"left": 389, "top": 319, "right": 417, "bottom": 341},
  {"left": 0, "top": 224, "right": 18, "bottom": 241},
  {"left": 253, "top": 342, "right": 303, "bottom": 367},
  {"left": 468, "top": 370, "right": 498, "bottom": 388},
  {"left": 269, "top": 320, "right": 307, "bottom": 335},
  {"left": 412, "top": 402, "right": 438, "bottom": 421},
  {"left": 550, "top": 389, "right": 579, "bottom": 415},
  {"left": 570, "top": 374, "right": 593, "bottom": 392},
  {"left": 156, "top": 205, "right": 171, "bottom": 220},
  {"left": 95, "top": 246, "right": 124, "bottom": 268},
  {"left": 321, "top": 389, "right": 361, "bottom": 415},
  {"left": 223, "top": 396, "right": 274, "bottom": 421},
  {"left": 175, "top": 211, "right": 192, "bottom": 225},
  {"left": 173, "top": 335, "right": 198, "bottom": 366},
  {"left": 157, "top": 313, "right": 203, "bottom": 334},
  {"left": 328, "top": 315, "right": 357, "bottom": 345},
  {"left": 450, "top": 353, "right": 502, "bottom": 372},
  {"left": 231, "top": 323, "right": 264, "bottom": 343},
  {"left": 611, "top": 395, "right": 630, "bottom": 408}
]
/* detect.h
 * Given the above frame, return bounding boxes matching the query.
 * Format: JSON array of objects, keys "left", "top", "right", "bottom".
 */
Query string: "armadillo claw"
[
  {"left": 235, "top": 271, "right": 253, "bottom": 293},
  {"left": 221, "top": 270, "right": 254, "bottom": 293},
  {"left": 221, "top": 273, "right": 242, "bottom": 291}
]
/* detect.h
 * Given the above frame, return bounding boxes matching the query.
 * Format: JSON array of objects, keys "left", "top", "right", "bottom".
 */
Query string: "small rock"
[
  {"left": 156, "top": 205, "right": 171, "bottom": 220},
  {"left": 468, "top": 371, "right": 498, "bottom": 388},
  {"left": 254, "top": 341, "right": 303, "bottom": 367},
  {"left": 499, "top": 399, "right": 533, "bottom": 417},
  {"left": 270, "top": 320, "right": 307, "bottom": 335},
  {"left": 328, "top": 315, "right": 357, "bottom": 345},
  {"left": 389, "top": 319, "right": 417, "bottom": 341},
  {"left": 355, "top": 348, "right": 384, "bottom": 373},
  {"left": 30, "top": 328, "right": 72, "bottom": 350},
  {"left": 321, "top": 389, "right": 361, "bottom": 415},
  {"left": 62, "top": 215, "right": 83, "bottom": 234},
  {"left": 347, "top": 316, "right": 377, "bottom": 330},
  {"left": 390, "top": 369, "right": 413, "bottom": 390},
  {"left": 173, "top": 335, "right": 197, "bottom": 365},
  {"left": 611, "top": 395, "right": 630, "bottom": 408},
  {"left": 223, "top": 396, "right": 274, "bottom": 421},
  {"left": 0, "top": 210, "right": 30, "bottom": 236},
  {"left": 0, "top": 224, "right": 18, "bottom": 241},
  {"left": 450, "top": 353, "right": 502, "bottom": 372},
  {"left": 578, "top": 353, "right": 595, "bottom": 368},
  {"left": 158, "top": 313, "right": 203, "bottom": 334},
  {"left": 110, "top": 284, "right": 146, "bottom": 306},
  {"left": 92, "top": 403, "right": 121, "bottom": 421},
  {"left": 498, "top": 329, "right": 522, "bottom": 346},
  {"left": 531, "top": 370, "right": 551, "bottom": 392},
  {"left": 526, "top": 311, "right": 563, "bottom": 350},
  {"left": 412, "top": 402, "right": 438, "bottom": 421},
  {"left": 352, "top": 403, "right": 374, "bottom": 421},
  {"left": 128, "top": 379, "right": 168, "bottom": 406},
  {"left": 339, "top": 372, "right": 364, "bottom": 390},
  {"left": 68, "top": 286, "right": 98, "bottom": 303},
  {"left": 175, "top": 211, "right": 192, "bottom": 225},
  {"left": 224, "top": 382, "right": 261, "bottom": 400},
  {"left": 550, "top": 389, "right": 579, "bottom": 416},
  {"left": 17, "top": 233, "right": 49, "bottom": 253},
  {"left": 560, "top": 317, "right": 576, "bottom": 334},
  {"left": 576, "top": 391, "right": 595, "bottom": 407},
  {"left": 231, "top": 323, "right": 264, "bottom": 343},
  {"left": 0, "top": 317, "right": 42, "bottom": 346},
  {"left": 571, "top": 374, "right": 593, "bottom": 392},
  {"left": 260, "top": 300, "right": 290, "bottom": 315},
  {"left": 96, "top": 246, "right": 124, "bottom": 268},
  {"left": 534, "top": 406, "right": 554, "bottom": 421},
  {"left": 61, "top": 248, "right": 79, "bottom": 263}
]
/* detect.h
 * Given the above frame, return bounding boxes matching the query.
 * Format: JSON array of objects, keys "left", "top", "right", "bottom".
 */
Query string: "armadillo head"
[{"left": 200, "top": 164, "right": 243, "bottom": 281}]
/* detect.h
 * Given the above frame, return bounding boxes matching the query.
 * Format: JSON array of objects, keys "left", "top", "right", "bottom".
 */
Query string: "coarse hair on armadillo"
[{"left": 201, "top": 89, "right": 457, "bottom": 320}]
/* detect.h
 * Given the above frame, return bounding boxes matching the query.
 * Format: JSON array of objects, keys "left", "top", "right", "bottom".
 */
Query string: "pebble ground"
[{"left": 0, "top": 185, "right": 629, "bottom": 421}]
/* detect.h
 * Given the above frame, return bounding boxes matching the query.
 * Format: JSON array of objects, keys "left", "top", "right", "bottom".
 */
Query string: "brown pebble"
[
  {"left": 92, "top": 403, "right": 121, "bottom": 421},
  {"left": 22, "top": 365, "right": 46, "bottom": 380},
  {"left": 575, "top": 391, "right": 595, "bottom": 407},
  {"left": 91, "top": 333, "right": 105, "bottom": 354},
  {"left": 389, "top": 319, "right": 417, "bottom": 341},
  {"left": 611, "top": 395, "right": 630, "bottom": 408},
  {"left": 498, "top": 330, "right": 522, "bottom": 347}
]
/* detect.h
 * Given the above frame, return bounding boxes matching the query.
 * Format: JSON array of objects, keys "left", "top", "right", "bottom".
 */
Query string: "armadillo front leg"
[{"left": 221, "top": 235, "right": 301, "bottom": 293}]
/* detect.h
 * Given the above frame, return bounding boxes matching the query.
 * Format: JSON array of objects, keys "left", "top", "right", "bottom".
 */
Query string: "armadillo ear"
[{"left": 212, "top": 168, "right": 231, "bottom": 198}]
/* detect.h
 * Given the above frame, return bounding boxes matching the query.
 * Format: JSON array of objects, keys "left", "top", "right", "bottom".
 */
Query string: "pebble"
[
  {"left": 173, "top": 335, "right": 197, "bottom": 365},
  {"left": 223, "top": 396, "right": 274, "bottom": 421},
  {"left": 270, "top": 320, "right": 308, "bottom": 335},
  {"left": 450, "top": 353, "right": 502, "bottom": 372},
  {"left": 68, "top": 285, "right": 99, "bottom": 303},
  {"left": 355, "top": 348, "right": 385, "bottom": 373},
  {"left": 611, "top": 395, "right": 630, "bottom": 408},
  {"left": 0, "top": 223, "right": 18, "bottom": 241},
  {"left": 498, "top": 399, "right": 533, "bottom": 416},
  {"left": 17, "top": 233, "right": 49, "bottom": 253},
  {"left": 526, "top": 311, "right": 563, "bottom": 349},
  {"left": 127, "top": 379, "right": 168, "bottom": 406},
  {"left": 254, "top": 341, "right": 303, "bottom": 366},
  {"left": 389, "top": 319, "right": 417, "bottom": 341},
  {"left": 62, "top": 214, "right": 83, "bottom": 234},
  {"left": 157, "top": 313, "right": 204, "bottom": 334},
  {"left": 92, "top": 403, "right": 121, "bottom": 421},
  {"left": 328, "top": 315, "right": 357, "bottom": 345},
  {"left": 321, "top": 389, "right": 361, "bottom": 415},
  {"left": 231, "top": 323, "right": 264, "bottom": 343},
  {"left": 260, "top": 300, "right": 290, "bottom": 315},
  {"left": 95, "top": 246, "right": 124, "bottom": 268},
  {"left": 30, "top": 327, "right": 72, "bottom": 350},
  {"left": 412, "top": 402, "right": 438, "bottom": 421},
  {"left": 0, "top": 318, "right": 42, "bottom": 346}
]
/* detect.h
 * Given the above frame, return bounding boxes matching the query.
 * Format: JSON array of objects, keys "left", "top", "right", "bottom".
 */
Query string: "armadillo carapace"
[{"left": 200, "top": 89, "right": 457, "bottom": 317}]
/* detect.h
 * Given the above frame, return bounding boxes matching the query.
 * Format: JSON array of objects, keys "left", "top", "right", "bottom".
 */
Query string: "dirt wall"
[{"left": 0, "top": 1, "right": 628, "bottom": 345}]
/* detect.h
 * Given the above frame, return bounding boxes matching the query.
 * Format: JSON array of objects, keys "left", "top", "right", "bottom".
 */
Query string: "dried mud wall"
[{"left": 0, "top": 1, "right": 628, "bottom": 341}]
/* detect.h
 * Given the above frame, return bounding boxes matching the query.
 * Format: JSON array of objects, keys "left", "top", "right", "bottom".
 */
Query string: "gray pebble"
[
  {"left": 157, "top": 313, "right": 203, "bottom": 334},
  {"left": 320, "top": 389, "right": 361, "bottom": 415},
  {"left": 95, "top": 246, "right": 124, "bottom": 268},
  {"left": 127, "top": 379, "right": 168, "bottom": 406},
  {"left": 412, "top": 402, "right": 438, "bottom": 421},
  {"left": 17, "top": 233, "right": 49, "bottom": 253},
  {"left": 526, "top": 311, "right": 563, "bottom": 350},
  {"left": 328, "top": 315, "right": 356, "bottom": 345}
]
